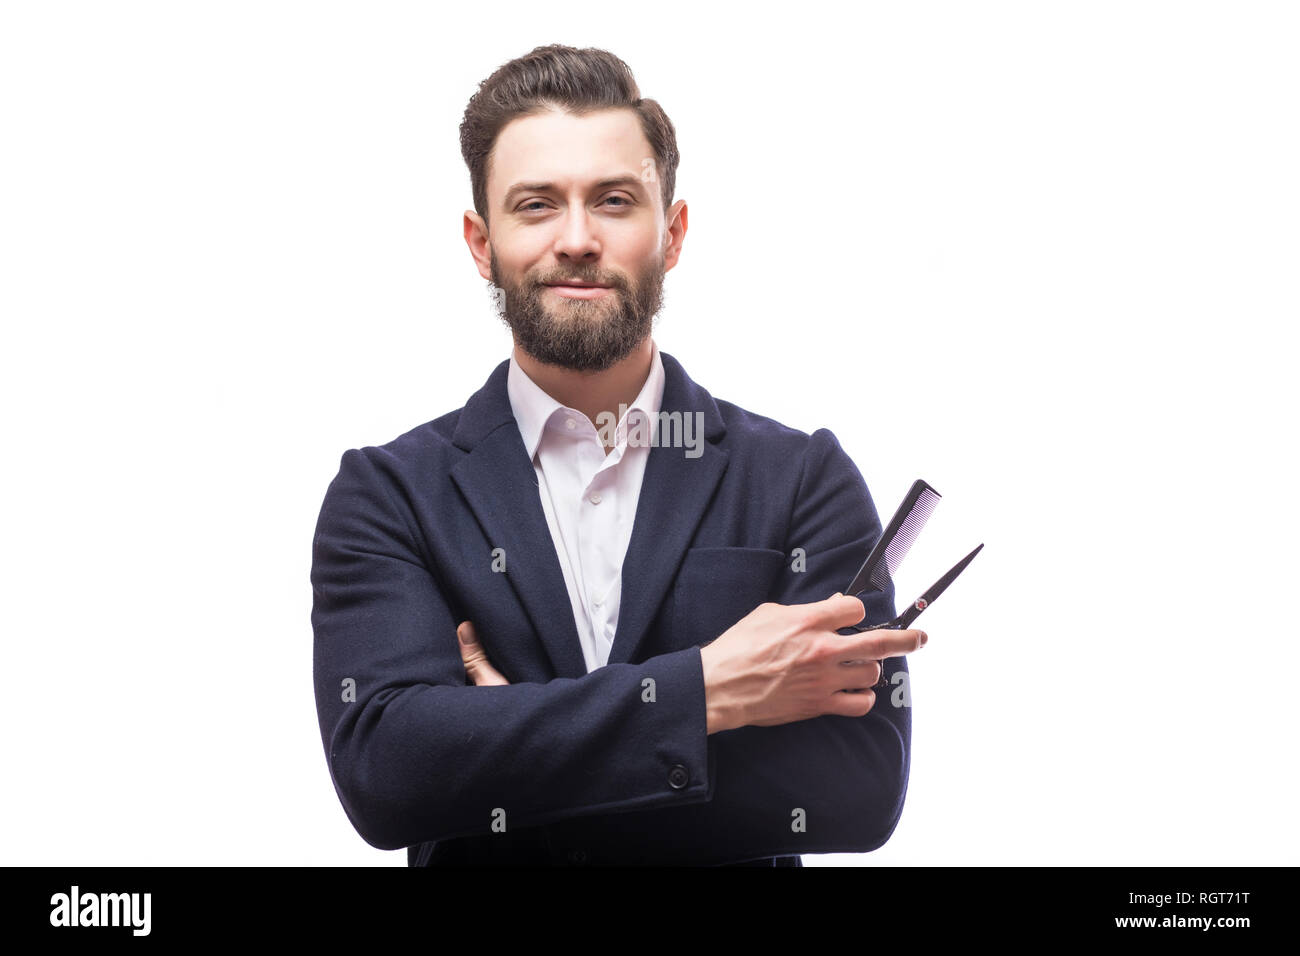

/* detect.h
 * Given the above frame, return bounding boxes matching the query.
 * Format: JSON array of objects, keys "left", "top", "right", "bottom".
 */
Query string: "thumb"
[{"left": 457, "top": 620, "right": 510, "bottom": 686}]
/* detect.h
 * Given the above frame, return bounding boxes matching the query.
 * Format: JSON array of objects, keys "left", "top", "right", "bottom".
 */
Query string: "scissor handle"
[
  {"left": 851, "top": 618, "right": 903, "bottom": 633},
  {"left": 838, "top": 618, "right": 904, "bottom": 688}
]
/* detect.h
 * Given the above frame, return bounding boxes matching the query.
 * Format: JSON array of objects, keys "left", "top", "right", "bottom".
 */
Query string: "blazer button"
[
  {"left": 567, "top": 848, "right": 589, "bottom": 865},
  {"left": 668, "top": 764, "right": 689, "bottom": 789}
]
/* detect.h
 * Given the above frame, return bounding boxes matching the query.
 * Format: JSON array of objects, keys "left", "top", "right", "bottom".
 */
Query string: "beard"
[{"left": 489, "top": 247, "right": 665, "bottom": 372}]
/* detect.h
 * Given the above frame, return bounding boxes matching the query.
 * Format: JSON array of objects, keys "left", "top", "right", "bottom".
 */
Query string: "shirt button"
[
  {"left": 567, "top": 848, "right": 589, "bottom": 865},
  {"left": 668, "top": 765, "right": 690, "bottom": 789},
  {"left": 588, "top": 492, "right": 602, "bottom": 504},
  {"left": 565, "top": 418, "right": 576, "bottom": 429}
]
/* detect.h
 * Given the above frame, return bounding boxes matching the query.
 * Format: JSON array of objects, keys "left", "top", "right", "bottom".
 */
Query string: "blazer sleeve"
[
  {"left": 310, "top": 447, "right": 712, "bottom": 851},
  {"left": 703, "top": 426, "right": 912, "bottom": 856}
]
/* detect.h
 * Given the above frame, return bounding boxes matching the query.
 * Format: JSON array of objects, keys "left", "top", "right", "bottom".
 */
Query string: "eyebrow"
[{"left": 502, "top": 175, "right": 647, "bottom": 209}]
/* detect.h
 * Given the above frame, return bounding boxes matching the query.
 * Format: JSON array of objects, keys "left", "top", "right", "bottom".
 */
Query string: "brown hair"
[{"left": 459, "top": 44, "right": 679, "bottom": 229}]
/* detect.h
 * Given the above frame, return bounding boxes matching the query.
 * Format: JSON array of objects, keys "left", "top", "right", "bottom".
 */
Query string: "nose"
[{"left": 552, "top": 205, "right": 601, "bottom": 263}]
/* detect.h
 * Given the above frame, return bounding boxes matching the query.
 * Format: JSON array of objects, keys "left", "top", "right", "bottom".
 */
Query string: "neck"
[{"left": 513, "top": 337, "right": 654, "bottom": 451}]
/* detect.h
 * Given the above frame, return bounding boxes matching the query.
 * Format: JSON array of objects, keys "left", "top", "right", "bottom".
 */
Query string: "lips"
[
  {"left": 545, "top": 282, "right": 615, "bottom": 300},
  {"left": 545, "top": 282, "right": 610, "bottom": 289}
]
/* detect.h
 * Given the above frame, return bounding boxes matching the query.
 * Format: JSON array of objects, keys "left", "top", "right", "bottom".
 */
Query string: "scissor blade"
[{"left": 894, "top": 542, "right": 984, "bottom": 628}]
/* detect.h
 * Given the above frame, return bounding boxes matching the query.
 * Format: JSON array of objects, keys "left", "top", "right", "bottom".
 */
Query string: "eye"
[
  {"left": 603, "top": 195, "right": 631, "bottom": 207},
  {"left": 519, "top": 200, "right": 548, "bottom": 212}
]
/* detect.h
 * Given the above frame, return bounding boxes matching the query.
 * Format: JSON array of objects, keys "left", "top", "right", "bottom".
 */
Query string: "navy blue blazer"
[{"left": 310, "top": 349, "right": 910, "bottom": 866}]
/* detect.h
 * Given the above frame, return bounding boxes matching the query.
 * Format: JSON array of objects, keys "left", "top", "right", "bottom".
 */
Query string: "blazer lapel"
[
  {"left": 448, "top": 350, "right": 730, "bottom": 678},
  {"left": 608, "top": 351, "right": 729, "bottom": 665},
  {"left": 449, "top": 360, "right": 588, "bottom": 679}
]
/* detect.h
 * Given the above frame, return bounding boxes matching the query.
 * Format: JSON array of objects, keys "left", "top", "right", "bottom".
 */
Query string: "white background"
[{"left": 2, "top": 1, "right": 1296, "bottom": 866}]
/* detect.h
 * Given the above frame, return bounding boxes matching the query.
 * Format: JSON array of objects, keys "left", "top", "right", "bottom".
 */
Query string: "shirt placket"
[{"left": 577, "top": 417, "right": 630, "bottom": 658}]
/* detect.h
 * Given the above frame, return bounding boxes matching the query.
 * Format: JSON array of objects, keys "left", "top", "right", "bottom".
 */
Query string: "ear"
[
  {"left": 464, "top": 210, "right": 493, "bottom": 282},
  {"left": 662, "top": 199, "right": 688, "bottom": 273}
]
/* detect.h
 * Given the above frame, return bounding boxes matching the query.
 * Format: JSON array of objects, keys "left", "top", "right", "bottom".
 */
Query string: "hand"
[
  {"left": 698, "top": 592, "right": 926, "bottom": 733},
  {"left": 457, "top": 620, "right": 510, "bottom": 686}
]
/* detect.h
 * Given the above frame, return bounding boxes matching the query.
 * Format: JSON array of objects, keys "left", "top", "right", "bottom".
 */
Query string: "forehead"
[{"left": 489, "top": 107, "right": 653, "bottom": 197}]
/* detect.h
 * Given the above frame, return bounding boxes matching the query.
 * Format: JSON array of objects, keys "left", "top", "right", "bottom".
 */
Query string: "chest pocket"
[{"left": 668, "top": 546, "right": 789, "bottom": 651}]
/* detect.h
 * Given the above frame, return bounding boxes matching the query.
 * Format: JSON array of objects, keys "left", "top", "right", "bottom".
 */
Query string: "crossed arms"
[{"left": 310, "top": 427, "right": 914, "bottom": 860}]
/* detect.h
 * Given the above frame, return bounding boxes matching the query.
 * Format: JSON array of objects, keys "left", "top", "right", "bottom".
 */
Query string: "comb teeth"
[
  {"left": 868, "top": 486, "right": 940, "bottom": 590},
  {"left": 843, "top": 479, "right": 943, "bottom": 599}
]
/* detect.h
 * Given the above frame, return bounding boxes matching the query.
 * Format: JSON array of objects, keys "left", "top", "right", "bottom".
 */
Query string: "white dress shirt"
[{"left": 506, "top": 340, "right": 666, "bottom": 673}]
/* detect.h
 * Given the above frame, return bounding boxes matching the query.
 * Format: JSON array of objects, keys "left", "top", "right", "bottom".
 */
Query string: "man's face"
[{"left": 477, "top": 108, "right": 674, "bottom": 372}]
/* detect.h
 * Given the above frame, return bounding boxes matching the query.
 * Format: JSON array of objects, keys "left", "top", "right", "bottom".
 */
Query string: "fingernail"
[
  {"left": 920, "top": 632, "right": 928, "bottom": 647},
  {"left": 458, "top": 623, "right": 472, "bottom": 645}
]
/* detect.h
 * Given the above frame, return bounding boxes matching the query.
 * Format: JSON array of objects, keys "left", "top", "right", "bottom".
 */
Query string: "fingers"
[
  {"left": 805, "top": 591, "right": 869, "bottom": 631},
  {"left": 836, "top": 659, "right": 883, "bottom": 686},
  {"left": 825, "top": 687, "right": 877, "bottom": 718},
  {"left": 795, "top": 594, "right": 927, "bottom": 663},
  {"left": 457, "top": 620, "right": 510, "bottom": 686},
  {"left": 842, "top": 626, "right": 927, "bottom": 661}
]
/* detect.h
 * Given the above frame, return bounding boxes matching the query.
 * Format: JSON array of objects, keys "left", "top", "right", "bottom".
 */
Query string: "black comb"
[{"left": 843, "top": 479, "right": 941, "bottom": 599}]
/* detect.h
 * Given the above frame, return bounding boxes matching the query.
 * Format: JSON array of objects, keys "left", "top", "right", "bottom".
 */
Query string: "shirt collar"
[{"left": 507, "top": 339, "right": 666, "bottom": 461}]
